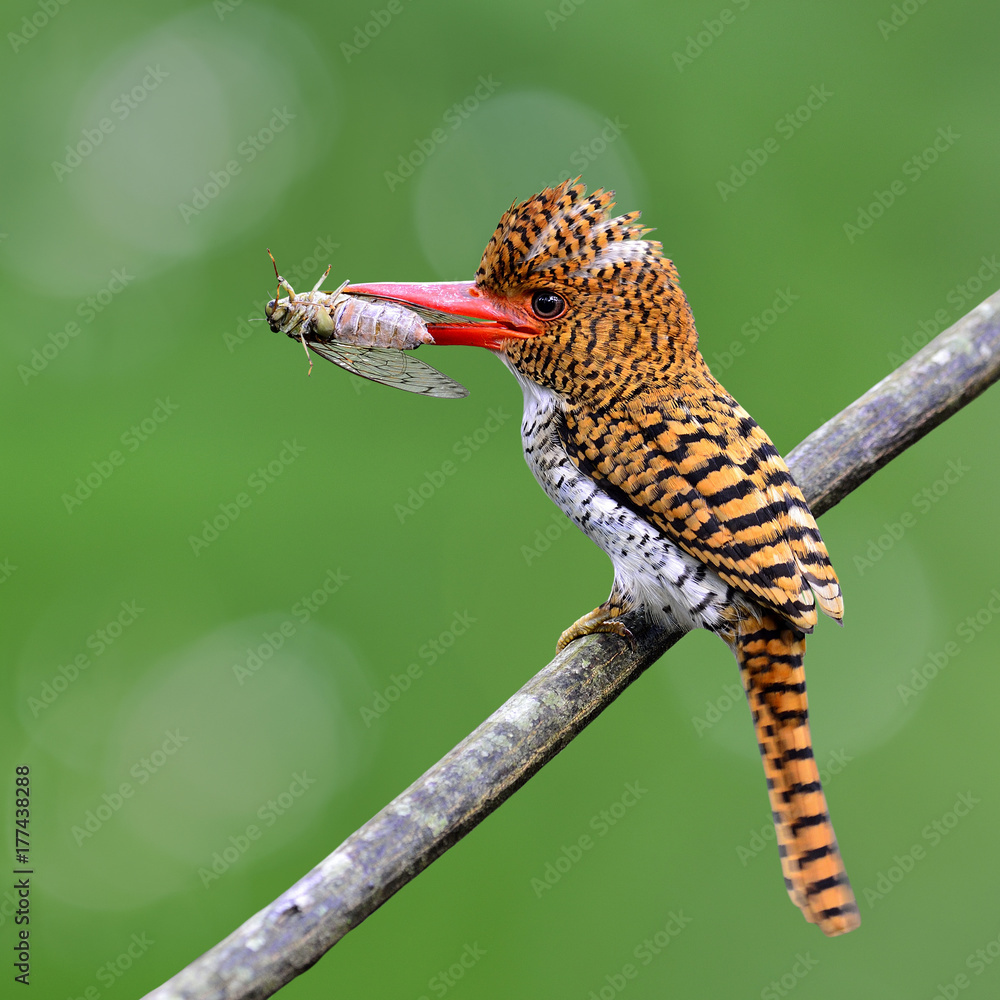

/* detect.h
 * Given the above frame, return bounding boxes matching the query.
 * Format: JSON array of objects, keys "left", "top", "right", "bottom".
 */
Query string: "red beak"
[{"left": 343, "top": 280, "right": 538, "bottom": 350}]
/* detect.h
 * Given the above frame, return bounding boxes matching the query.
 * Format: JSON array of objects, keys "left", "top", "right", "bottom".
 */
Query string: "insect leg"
[
  {"left": 310, "top": 265, "right": 333, "bottom": 293},
  {"left": 301, "top": 332, "right": 313, "bottom": 376},
  {"left": 266, "top": 248, "right": 297, "bottom": 298}
]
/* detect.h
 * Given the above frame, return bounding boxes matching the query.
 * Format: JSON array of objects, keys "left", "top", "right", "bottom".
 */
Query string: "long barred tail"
[{"left": 733, "top": 612, "right": 860, "bottom": 936}]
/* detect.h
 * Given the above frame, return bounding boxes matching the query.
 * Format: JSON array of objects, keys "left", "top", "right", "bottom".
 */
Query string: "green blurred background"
[{"left": 3, "top": 1, "right": 1000, "bottom": 996}]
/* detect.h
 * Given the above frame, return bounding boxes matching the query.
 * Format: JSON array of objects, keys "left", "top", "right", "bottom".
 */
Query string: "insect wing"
[{"left": 306, "top": 339, "right": 469, "bottom": 398}]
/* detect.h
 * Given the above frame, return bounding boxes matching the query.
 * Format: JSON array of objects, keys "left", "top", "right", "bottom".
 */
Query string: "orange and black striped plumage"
[{"left": 475, "top": 181, "right": 859, "bottom": 935}]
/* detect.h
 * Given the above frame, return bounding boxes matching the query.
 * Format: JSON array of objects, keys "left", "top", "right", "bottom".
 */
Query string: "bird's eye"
[{"left": 530, "top": 290, "right": 566, "bottom": 320}]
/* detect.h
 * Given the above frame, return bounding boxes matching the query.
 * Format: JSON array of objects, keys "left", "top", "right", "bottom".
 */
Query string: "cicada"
[{"left": 264, "top": 251, "right": 468, "bottom": 399}]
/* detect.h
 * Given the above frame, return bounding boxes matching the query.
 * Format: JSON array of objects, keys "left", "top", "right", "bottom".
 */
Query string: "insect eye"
[{"left": 530, "top": 290, "right": 566, "bottom": 320}]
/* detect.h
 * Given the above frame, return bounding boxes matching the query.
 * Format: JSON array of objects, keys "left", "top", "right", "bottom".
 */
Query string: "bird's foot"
[{"left": 556, "top": 601, "right": 634, "bottom": 652}]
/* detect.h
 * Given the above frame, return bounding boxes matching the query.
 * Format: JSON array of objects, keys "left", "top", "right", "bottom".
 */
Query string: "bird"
[{"left": 345, "top": 180, "right": 860, "bottom": 936}]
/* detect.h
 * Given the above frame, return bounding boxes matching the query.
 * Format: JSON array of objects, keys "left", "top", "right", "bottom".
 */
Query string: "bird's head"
[{"left": 347, "top": 180, "right": 700, "bottom": 399}]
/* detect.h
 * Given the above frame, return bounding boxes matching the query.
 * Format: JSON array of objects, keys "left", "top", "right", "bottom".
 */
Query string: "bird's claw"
[{"left": 556, "top": 605, "right": 636, "bottom": 652}]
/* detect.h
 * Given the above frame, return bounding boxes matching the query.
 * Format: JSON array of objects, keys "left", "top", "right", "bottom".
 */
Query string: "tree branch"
[{"left": 144, "top": 289, "right": 1000, "bottom": 1000}]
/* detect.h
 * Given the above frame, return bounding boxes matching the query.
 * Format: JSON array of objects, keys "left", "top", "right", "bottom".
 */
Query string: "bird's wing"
[{"left": 560, "top": 392, "right": 842, "bottom": 631}]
